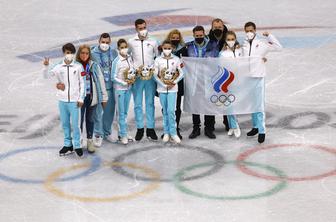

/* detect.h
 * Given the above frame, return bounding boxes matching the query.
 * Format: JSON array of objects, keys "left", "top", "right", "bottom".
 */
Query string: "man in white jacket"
[
  {"left": 128, "top": 19, "right": 159, "bottom": 141},
  {"left": 242, "top": 22, "right": 282, "bottom": 143},
  {"left": 43, "top": 43, "right": 85, "bottom": 156}
]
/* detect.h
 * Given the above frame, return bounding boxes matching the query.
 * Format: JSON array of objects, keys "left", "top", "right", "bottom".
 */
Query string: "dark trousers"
[
  {"left": 192, "top": 114, "right": 215, "bottom": 131},
  {"left": 80, "top": 95, "right": 97, "bottom": 139},
  {"left": 175, "top": 92, "right": 182, "bottom": 129},
  {"left": 223, "top": 115, "right": 229, "bottom": 130}
]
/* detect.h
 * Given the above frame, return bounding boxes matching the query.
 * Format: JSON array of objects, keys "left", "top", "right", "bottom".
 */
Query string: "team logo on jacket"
[{"left": 210, "top": 66, "right": 235, "bottom": 106}]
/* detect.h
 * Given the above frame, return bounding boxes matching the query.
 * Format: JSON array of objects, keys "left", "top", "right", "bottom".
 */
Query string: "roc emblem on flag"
[{"left": 210, "top": 66, "right": 236, "bottom": 106}]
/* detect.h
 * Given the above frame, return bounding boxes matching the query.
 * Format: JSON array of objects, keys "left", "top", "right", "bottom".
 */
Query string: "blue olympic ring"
[{"left": 0, "top": 146, "right": 102, "bottom": 184}]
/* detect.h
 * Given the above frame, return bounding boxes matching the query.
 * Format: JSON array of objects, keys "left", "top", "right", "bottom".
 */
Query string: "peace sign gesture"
[{"left": 43, "top": 57, "right": 50, "bottom": 66}]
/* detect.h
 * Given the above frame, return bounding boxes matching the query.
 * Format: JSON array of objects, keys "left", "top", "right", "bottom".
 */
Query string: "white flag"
[{"left": 182, "top": 57, "right": 265, "bottom": 115}]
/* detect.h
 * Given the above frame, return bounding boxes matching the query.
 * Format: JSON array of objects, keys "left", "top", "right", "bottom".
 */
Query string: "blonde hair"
[
  {"left": 164, "top": 29, "right": 185, "bottom": 46},
  {"left": 76, "top": 44, "right": 91, "bottom": 62}
]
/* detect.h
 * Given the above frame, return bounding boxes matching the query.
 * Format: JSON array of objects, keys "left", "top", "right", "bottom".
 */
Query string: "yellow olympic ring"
[{"left": 44, "top": 162, "right": 160, "bottom": 202}]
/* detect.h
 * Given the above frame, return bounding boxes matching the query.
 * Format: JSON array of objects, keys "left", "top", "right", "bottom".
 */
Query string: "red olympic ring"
[{"left": 237, "top": 143, "right": 336, "bottom": 182}]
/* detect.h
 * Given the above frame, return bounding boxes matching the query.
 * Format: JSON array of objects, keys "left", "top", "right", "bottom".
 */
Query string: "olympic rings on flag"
[
  {"left": 173, "top": 161, "right": 287, "bottom": 200},
  {"left": 210, "top": 94, "right": 235, "bottom": 106},
  {"left": 0, "top": 146, "right": 101, "bottom": 184},
  {"left": 44, "top": 162, "right": 160, "bottom": 202},
  {"left": 237, "top": 144, "right": 336, "bottom": 181}
]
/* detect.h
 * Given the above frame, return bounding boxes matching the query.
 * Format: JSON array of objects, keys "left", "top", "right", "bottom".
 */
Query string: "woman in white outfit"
[{"left": 219, "top": 31, "right": 242, "bottom": 138}]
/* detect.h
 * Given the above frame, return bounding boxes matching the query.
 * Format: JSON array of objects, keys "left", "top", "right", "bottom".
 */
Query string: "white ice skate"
[
  {"left": 233, "top": 128, "right": 241, "bottom": 138},
  {"left": 120, "top": 137, "right": 128, "bottom": 145},
  {"left": 87, "top": 139, "right": 96, "bottom": 153},
  {"left": 93, "top": 135, "right": 103, "bottom": 147},
  {"left": 171, "top": 135, "right": 181, "bottom": 144},
  {"left": 162, "top": 134, "right": 170, "bottom": 143},
  {"left": 104, "top": 135, "right": 115, "bottom": 143},
  {"left": 227, "top": 129, "right": 234, "bottom": 136}
]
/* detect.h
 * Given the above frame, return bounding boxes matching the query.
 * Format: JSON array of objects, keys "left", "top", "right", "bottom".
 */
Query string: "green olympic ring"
[{"left": 173, "top": 161, "right": 287, "bottom": 200}]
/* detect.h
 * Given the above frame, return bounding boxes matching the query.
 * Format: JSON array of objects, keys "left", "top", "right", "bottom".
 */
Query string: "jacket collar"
[
  {"left": 118, "top": 53, "right": 130, "bottom": 61},
  {"left": 61, "top": 59, "right": 75, "bottom": 66},
  {"left": 134, "top": 34, "right": 149, "bottom": 41},
  {"left": 92, "top": 45, "right": 112, "bottom": 54},
  {"left": 194, "top": 36, "right": 209, "bottom": 49}
]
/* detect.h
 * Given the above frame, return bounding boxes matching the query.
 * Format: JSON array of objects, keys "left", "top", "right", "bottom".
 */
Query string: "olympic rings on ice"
[
  {"left": 0, "top": 146, "right": 101, "bottom": 184},
  {"left": 2, "top": 143, "right": 336, "bottom": 202},
  {"left": 173, "top": 161, "right": 287, "bottom": 200},
  {"left": 44, "top": 161, "right": 160, "bottom": 202}
]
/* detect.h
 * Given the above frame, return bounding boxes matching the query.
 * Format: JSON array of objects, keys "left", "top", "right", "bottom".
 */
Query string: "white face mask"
[
  {"left": 163, "top": 49, "right": 172, "bottom": 56},
  {"left": 246, "top": 31, "right": 255, "bottom": 40},
  {"left": 138, "top": 29, "right": 148, "bottom": 38},
  {"left": 100, "top": 43, "right": 110, "bottom": 51},
  {"left": 227, "top": 41, "right": 235, "bottom": 48},
  {"left": 120, "top": 48, "right": 128, "bottom": 56},
  {"left": 65, "top": 54, "right": 74, "bottom": 62}
]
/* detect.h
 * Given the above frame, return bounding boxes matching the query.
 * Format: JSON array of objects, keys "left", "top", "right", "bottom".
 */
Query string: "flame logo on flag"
[{"left": 211, "top": 66, "right": 235, "bottom": 93}]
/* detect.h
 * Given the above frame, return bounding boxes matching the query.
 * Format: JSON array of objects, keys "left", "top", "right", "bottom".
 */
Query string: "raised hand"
[
  {"left": 262, "top": 31, "right": 269, "bottom": 37},
  {"left": 43, "top": 57, "right": 50, "bottom": 66}
]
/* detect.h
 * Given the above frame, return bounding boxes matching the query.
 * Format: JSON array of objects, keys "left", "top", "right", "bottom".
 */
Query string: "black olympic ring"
[{"left": 111, "top": 144, "right": 225, "bottom": 182}]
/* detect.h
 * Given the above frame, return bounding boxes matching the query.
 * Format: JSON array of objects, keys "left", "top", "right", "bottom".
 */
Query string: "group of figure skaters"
[{"left": 43, "top": 18, "right": 282, "bottom": 157}]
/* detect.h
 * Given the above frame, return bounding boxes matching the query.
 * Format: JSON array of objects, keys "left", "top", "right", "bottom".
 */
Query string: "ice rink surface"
[{"left": 0, "top": 0, "right": 336, "bottom": 221}]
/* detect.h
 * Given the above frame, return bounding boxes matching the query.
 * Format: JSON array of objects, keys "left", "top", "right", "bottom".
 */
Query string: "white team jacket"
[
  {"left": 111, "top": 54, "right": 135, "bottom": 91},
  {"left": 43, "top": 60, "right": 85, "bottom": 103},
  {"left": 242, "top": 34, "right": 282, "bottom": 77},
  {"left": 154, "top": 54, "right": 184, "bottom": 93},
  {"left": 219, "top": 46, "right": 243, "bottom": 58},
  {"left": 128, "top": 34, "right": 159, "bottom": 69}
]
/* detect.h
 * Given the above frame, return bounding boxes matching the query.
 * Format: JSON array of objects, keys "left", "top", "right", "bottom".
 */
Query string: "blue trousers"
[
  {"left": 251, "top": 77, "right": 265, "bottom": 134},
  {"left": 115, "top": 89, "right": 132, "bottom": 137},
  {"left": 228, "top": 115, "right": 238, "bottom": 129},
  {"left": 93, "top": 88, "right": 115, "bottom": 138},
  {"left": 58, "top": 101, "right": 81, "bottom": 148},
  {"left": 159, "top": 92, "right": 177, "bottom": 136},
  {"left": 80, "top": 95, "right": 97, "bottom": 139},
  {"left": 132, "top": 78, "right": 156, "bottom": 129},
  {"left": 252, "top": 112, "right": 265, "bottom": 133}
]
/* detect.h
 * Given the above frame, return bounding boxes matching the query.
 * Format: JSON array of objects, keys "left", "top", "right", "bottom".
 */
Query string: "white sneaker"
[
  {"left": 162, "top": 134, "right": 170, "bottom": 142},
  {"left": 171, "top": 135, "right": 181, "bottom": 144},
  {"left": 87, "top": 139, "right": 96, "bottom": 153},
  {"left": 104, "top": 135, "right": 115, "bottom": 143},
  {"left": 227, "top": 129, "right": 234, "bottom": 136},
  {"left": 127, "top": 135, "right": 134, "bottom": 142},
  {"left": 120, "top": 137, "right": 128, "bottom": 145},
  {"left": 93, "top": 136, "right": 103, "bottom": 147},
  {"left": 233, "top": 128, "right": 241, "bottom": 138}
]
